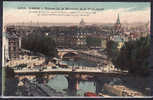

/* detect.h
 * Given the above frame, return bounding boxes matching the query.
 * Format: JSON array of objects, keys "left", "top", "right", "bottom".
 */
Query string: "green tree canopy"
[
  {"left": 22, "top": 33, "right": 57, "bottom": 58},
  {"left": 106, "top": 40, "right": 119, "bottom": 61},
  {"left": 107, "top": 36, "right": 150, "bottom": 76}
]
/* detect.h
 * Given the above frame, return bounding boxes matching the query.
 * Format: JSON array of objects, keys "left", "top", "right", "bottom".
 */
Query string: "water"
[
  {"left": 47, "top": 59, "right": 97, "bottom": 96},
  {"left": 77, "top": 81, "right": 96, "bottom": 96},
  {"left": 47, "top": 75, "right": 96, "bottom": 96},
  {"left": 47, "top": 75, "right": 68, "bottom": 94}
]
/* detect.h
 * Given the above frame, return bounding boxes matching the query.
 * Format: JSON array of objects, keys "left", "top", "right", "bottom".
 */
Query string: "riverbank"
[
  {"left": 96, "top": 75, "right": 151, "bottom": 97},
  {"left": 120, "top": 76, "right": 151, "bottom": 96}
]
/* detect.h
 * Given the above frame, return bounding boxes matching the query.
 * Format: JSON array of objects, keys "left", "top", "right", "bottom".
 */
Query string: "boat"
[{"left": 84, "top": 92, "right": 97, "bottom": 97}]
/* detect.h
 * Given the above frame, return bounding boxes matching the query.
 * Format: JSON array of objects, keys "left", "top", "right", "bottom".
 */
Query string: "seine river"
[
  {"left": 47, "top": 75, "right": 96, "bottom": 96},
  {"left": 47, "top": 59, "right": 97, "bottom": 96}
]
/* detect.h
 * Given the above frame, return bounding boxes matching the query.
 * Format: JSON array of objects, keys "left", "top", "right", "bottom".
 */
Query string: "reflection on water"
[
  {"left": 47, "top": 75, "right": 96, "bottom": 96},
  {"left": 47, "top": 75, "right": 68, "bottom": 95},
  {"left": 77, "top": 81, "right": 96, "bottom": 96}
]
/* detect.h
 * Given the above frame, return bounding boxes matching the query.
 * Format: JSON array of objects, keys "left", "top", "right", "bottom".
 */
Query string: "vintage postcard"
[{"left": 2, "top": 1, "right": 152, "bottom": 97}]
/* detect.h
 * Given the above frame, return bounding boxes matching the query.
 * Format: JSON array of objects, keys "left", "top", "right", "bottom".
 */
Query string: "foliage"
[
  {"left": 22, "top": 33, "right": 57, "bottom": 58},
  {"left": 106, "top": 40, "right": 119, "bottom": 61},
  {"left": 106, "top": 36, "right": 150, "bottom": 76}
]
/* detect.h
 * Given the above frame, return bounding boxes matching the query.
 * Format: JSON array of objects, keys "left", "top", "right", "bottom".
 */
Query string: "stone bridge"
[
  {"left": 57, "top": 49, "right": 78, "bottom": 59},
  {"left": 57, "top": 49, "right": 108, "bottom": 64},
  {"left": 14, "top": 68, "right": 128, "bottom": 96}
]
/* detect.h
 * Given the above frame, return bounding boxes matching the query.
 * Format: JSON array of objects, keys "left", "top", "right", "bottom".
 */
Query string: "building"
[
  {"left": 7, "top": 33, "right": 21, "bottom": 60},
  {"left": 74, "top": 32, "right": 87, "bottom": 48},
  {"left": 101, "top": 39, "right": 107, "bottom": 49},
  {"left": 2, "top": 32, "right": 9, "bottom": 66},
  {"left": 55, "top": 20, "right": 89, "bottom": 49},
  {"left": 114, "top": 14, "right": 123, "bottom": 34},
  {"left": 56, "top": 33, "right": 65, "bottom": 48},
  {"left": 56, "top": 32, "right": 88, "bottom": 49},
  {"left": 109, "top": 35, "right": 124, "bottom": 49}
]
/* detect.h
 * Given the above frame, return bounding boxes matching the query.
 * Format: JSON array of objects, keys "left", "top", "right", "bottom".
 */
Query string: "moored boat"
[{"left": 84, "top": 92, "right": 97, "bottom": 97}]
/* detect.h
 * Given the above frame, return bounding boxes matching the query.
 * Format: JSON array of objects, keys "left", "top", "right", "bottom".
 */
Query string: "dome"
[{"left": 80, "top": 19, "right": 85, "bottom": 26}]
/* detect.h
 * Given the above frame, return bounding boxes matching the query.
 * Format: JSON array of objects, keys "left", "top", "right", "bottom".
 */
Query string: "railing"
[
  {"left": 57, "top": 49, "right": 77, "bottom": 52},
  {"left": 14, "top": 66, "right": 123, "bottom": 74}
]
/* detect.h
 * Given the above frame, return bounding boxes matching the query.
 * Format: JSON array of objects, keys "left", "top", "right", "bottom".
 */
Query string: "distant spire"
[
  {"left": 80, "top": 18, "right": 85, "bottom": 26},
  {"left": 116, "top": 13, "right": 120, "bottom": 24}
]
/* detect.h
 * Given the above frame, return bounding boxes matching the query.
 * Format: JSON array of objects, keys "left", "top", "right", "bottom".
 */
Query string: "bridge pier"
[
  {"left": 95, "top": 78, "right": 103, "bottom": 94},
  {"left": 66, "top": 73, "right": 81, "bottom": 96},
  {"left": 66, "top": 77, "right": 77, "bottom": 96},
  {"left": 95, "top": 76, "right": 109, "bottom": 95},
  {"left": 76, "top": 80, "right": 79, "bottom": 90}
]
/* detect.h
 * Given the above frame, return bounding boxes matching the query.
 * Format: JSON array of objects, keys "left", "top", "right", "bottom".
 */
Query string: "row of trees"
[
  {"left": 106, "top": 36, "right": 150, "bottom": 76},
  {"left": 22, "top": 33, "right": 57, "bottom": 60}
]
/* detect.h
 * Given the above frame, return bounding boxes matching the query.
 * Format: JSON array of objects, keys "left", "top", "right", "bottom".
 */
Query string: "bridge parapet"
[
  {"left": 57, "top": 49, "right": 78, "bottom": 59},
  {"left": 14, "top": 67, "right": 128, "bottom": 77},
  {"left": 57, "top": 49, "right": 78, "bottom": 52}
]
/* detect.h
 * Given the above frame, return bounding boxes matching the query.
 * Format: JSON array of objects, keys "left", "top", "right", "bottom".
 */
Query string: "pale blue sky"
[
  {"left": 3, "top": 2, "right": 151, "bottom": 24},
  {"left": 3, "top": 2, "right": 150, "bottom": 11}
]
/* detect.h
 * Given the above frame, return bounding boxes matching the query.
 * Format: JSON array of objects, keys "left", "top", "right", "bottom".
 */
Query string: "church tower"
[{"left": 114, "top": 14, "right": 122, "bottom": 34}]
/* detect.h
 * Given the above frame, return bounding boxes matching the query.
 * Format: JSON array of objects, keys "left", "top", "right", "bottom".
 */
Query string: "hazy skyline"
[{"left": 3, "top": 2, "right": 150, "bottom": 25}]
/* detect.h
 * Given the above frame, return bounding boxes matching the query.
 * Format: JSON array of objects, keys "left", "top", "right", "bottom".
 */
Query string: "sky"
[{"left": 3, "top": 2, "right": 151, "bottom": 25}]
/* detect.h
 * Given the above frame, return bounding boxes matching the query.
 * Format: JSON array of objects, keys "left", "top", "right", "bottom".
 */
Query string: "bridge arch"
[
  {"left": 58, "top": 51, "right": 78, "bottom": 59},
  {"left": 62, "top": 52, "right": 78, "bottom": 60}
]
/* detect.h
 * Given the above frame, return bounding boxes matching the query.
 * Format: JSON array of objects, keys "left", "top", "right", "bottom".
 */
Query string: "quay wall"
[{"left": 103, "top": 84, "right": 122, "bottom": 96}]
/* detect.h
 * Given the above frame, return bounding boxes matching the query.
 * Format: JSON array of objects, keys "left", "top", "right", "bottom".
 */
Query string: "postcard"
[{"left": 2, "top": 1, "right": 152, "bottom": 97}]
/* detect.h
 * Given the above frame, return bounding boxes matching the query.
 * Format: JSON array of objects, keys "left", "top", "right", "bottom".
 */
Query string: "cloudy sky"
[{"left": 3, "top": 2, "right": 150, "bottom": 25}]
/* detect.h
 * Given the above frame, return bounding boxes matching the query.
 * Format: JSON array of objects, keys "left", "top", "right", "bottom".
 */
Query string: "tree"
[
  {"left": 114, "top": 36, "right": 150, "bottom": 76},
  {"left": 22, "top": 33, "right": 57, "bottom": 63},
  {"left": 106, "top": 40, "right": 119, "bottom": 61}
]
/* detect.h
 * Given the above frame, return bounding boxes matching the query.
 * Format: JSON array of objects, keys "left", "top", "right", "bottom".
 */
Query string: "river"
[
  {"left": 47, "top": 59, "right": 97, "bottom": 96},
  {"left": 47, "top": 75, "right": 96, "bottom": 96}
]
